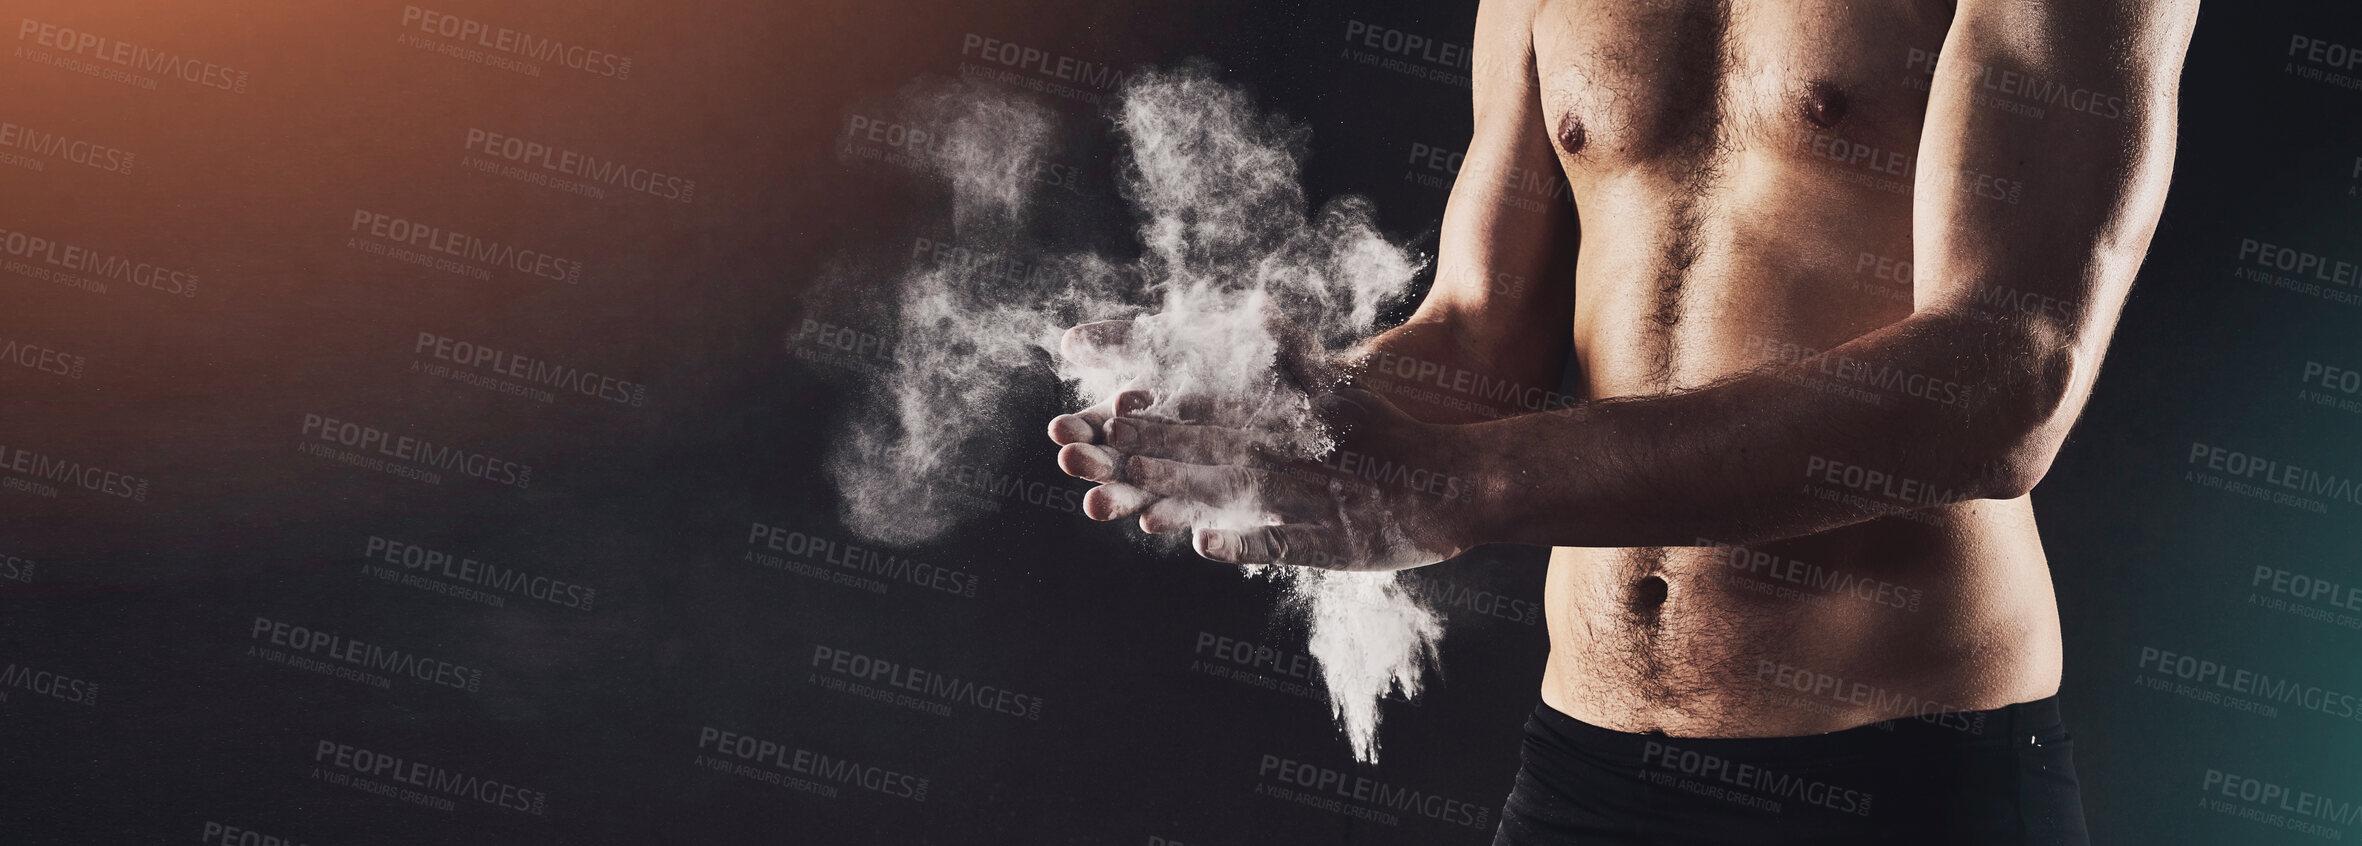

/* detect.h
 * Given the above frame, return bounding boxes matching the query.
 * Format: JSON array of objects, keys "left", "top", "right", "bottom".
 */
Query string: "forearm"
[
  {"left": 1344, "top": 314, "right": 1572, "bottom": 425},
  {"left": 1455, "top": 308, "right": 2081, "bottom": 549}
]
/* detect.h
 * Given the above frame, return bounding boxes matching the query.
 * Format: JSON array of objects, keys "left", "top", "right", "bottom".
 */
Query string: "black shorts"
[{"left": 1493, "top": 696, "right": 2087, "bottom": 845}]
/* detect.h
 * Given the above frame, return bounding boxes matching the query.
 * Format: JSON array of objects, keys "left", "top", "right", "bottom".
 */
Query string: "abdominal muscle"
[{"left": 1536, "top": 498, "right": 2065, "bottom": 737}]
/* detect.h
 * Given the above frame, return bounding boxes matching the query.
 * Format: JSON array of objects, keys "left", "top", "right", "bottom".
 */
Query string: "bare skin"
[{"left": 1050, "top": 0, "right": 2198, "bottom": 738}]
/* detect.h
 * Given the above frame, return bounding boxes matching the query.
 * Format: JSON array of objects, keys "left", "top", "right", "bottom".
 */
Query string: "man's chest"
[{"left": 1528, "top": 0, "right": 1953, "bottom": 180}]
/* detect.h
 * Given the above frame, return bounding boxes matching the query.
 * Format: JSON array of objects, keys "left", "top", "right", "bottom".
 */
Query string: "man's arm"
[
  {"left": 1457, "top": 0, "right": 2200, "bottom": 550},
  {"left": 1349, "top": 0, "right": 1577, "bottom": 425}
]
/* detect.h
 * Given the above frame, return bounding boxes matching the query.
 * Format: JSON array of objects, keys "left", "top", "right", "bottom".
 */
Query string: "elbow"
[
  {"left": 1978, "top": 438, "right": 2059, "bottom": 502},
  {"left": 1966, "top": 339, "right": 2091, "bottom": 501}
]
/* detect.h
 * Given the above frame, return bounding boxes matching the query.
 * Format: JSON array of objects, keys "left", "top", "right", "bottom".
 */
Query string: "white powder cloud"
[{"left": 826, "top": 66, "right": 1442, "bottom": 763}]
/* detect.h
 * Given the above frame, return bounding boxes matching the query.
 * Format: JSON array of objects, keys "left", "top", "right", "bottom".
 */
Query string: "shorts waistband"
[{"left": 1528, "top": 695, "right": 2065, "bottom": 765}]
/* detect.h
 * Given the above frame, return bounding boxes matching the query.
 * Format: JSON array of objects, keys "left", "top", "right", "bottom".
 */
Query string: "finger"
[
  {"left": 1138, "top": 497, "right": 1221, "bottom": 534},
  {"left": 1195, "top": 524, "right": 1347, "bottom": 567},
  {"left": 1083, "top": 484, "right": 1158, "bottom": 522},
  {"left": 1124, "top": 455, "right": 1259, "bottom": 505},
  {"left": 1060, "top": 320, "right": 1136, "bottom": 369},
  {"left": 1057, "top": 443, "right": 1126, "bottom": 483},
  {"left": 1047, "top": 406, "right": 1105, "bottom": 446},
  {"left": 1151, "top": 390, "right": 1312, "bottom": 428},
  {"left": 1105, "top": 418, "right": 1261, "bottom": 465},
  {"left": 1125, "top": 455, "right": 1332, "bottom": 516},
  {"left": 1048, "top": 389, "right": 1154, "bottom": 445},
  {"left": 1151, "top": 393, "right": 1220, "bottom": 423}
]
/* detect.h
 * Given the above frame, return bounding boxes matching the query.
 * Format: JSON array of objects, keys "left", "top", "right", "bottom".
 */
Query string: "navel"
[
  {"left": 1630, "top": 574, "right": 1670, "bottom": 612},
  {"left": 1802, "top": 80, "right": 1849, "bottom": 128}
]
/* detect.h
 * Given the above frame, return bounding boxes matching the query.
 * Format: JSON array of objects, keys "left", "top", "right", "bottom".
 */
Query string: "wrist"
[{"left": 1431, "top": 419, "right": 1509, "bottom": 548}]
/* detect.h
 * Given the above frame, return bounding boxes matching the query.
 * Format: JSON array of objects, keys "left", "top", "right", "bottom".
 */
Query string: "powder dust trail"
[{"left": 825, "top": 66, "right": 1444, "bottom": 763}]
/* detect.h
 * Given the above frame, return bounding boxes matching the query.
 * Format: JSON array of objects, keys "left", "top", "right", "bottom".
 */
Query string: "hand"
[
  {"left": 1046, "top": 310, "right": 1335, "bottom": 530},
  {"left": 1049, "top": 314, "right": 1484, "bottom": 570},
  {"left": 1157, "top": 388, "right": 1480, "bottom": 571}
]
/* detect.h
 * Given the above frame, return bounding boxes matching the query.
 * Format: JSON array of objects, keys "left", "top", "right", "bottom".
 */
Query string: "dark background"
[{"left": 3, "top": 0, "right": 2360, "bottom": 843}]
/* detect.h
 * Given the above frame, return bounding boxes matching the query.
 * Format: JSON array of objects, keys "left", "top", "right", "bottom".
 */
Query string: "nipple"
[
  {"left": 1556, "top": 112, "right": 1587, "bottom": 154},
  {"left": 1803, "top": 81, "right": 1849, "bottom": 128}
]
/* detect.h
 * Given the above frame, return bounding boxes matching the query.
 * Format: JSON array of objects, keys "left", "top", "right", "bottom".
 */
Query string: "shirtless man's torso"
[
  {"left": 1050, "top": 0, "right": 2200, "bottom": 839},
  {"left": 1521, "top": 0, "right": 2059, "bottom": 738}
]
